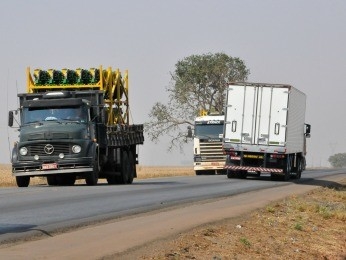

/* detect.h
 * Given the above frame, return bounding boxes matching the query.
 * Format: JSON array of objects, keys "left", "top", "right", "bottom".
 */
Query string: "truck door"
[
  {"left": 224, "top": 85, "right": 257, "bottom": 144},
  {"left": 254, "top": 86, "right": 272, "bottom": 145},
  {"left": 267, "top": 87, "right": 289, "bottom": 146}
]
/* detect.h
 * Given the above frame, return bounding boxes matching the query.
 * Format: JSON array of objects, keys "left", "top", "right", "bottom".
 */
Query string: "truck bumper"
[
  {"left": 12, "top": 158, "right": 93, "bottom": 177},
  {"left": 194, "top": 162, "right": 225, "bottom": 171},
  {"left": 224, "top": 165, "right": 283, "bottom": 173}
]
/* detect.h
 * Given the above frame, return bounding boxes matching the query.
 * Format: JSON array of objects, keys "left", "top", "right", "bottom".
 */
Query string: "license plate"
[
  {"left": 244, "top": 155, "right": 264, "bottom": 159},
  {"left": 211, "top": 162, "right": 219, "bottom": 166},
  {"left": 42, "top": 163, "right": 58, "bottom": 170}
]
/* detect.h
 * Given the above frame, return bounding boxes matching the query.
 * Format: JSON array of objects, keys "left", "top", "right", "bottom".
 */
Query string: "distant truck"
[
  {"left": 8, "top": 66, "right": 144, "bottom": 187},
  {"left": 188, "top": 113, "right": 226, "bottom": 175},
  {"left": 222, "top": 82, "right": 310, "bottom": 181}
]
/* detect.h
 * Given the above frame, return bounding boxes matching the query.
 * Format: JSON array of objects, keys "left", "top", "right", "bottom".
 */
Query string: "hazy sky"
[{"left": 1, "top": 0, "right": 345, "bottom": 167}]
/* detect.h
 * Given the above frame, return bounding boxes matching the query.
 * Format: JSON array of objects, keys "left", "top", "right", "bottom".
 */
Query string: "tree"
[
  {"left": 146, "top": 52, "right": 250, "bottom": 150},
  {"left": 328, "top": 153, "right": 346, "bottom": 168}
]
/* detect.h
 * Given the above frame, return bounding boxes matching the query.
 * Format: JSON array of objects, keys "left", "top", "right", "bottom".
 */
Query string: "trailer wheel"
[
  {"left": 296, "top": 159, "right": 303, "bottom": 179},
  {"left": 117, "top": 150, "right": 130, "bottom": 184},
  {"left": 270, "top": 173, "right": 279, "bottom": 181},
  {"left": 282, "top": 156, "right": 291, "bottom": 181},
  {"left": 227, "top": 170, "right": 236, "bottom": 179},
  {"left": 127, "top": 151, "right": 135, "bottom": 184},
  {"left": 239, "top": 170, "right": 247, "bottom": 179},
  {"left": 292, "top": 157, "right": 303, "bottom": 180},
  {"left": 16, "top": 176, "right": 30, "bottom": 187}
]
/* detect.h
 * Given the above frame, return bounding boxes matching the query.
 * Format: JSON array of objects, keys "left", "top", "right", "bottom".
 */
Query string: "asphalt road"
[{"left": 0, "top": 169, "right": 344, "bottom": 245}]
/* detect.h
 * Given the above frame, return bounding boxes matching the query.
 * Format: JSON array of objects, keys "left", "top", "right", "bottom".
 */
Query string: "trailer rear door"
[
  {"left": 224, "top": 84, "right": 257, "bottom": 144},
  {"left": 266, "top": 87, "right": 289, "bottom": 146},
  {"left": 224, "top": 84, "right": 289, "bottom": 147}
]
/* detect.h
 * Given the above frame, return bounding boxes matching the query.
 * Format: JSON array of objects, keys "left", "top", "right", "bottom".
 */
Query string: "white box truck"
[{"left": 222, "top": 82, "right": 311, "bottom": 181}]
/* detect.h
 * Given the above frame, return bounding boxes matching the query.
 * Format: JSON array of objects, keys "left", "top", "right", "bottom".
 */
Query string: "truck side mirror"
[
  {"left": 305, "top": 123, "right": 311, "bottom": 138},
  {"left": 187, "top": 126, "right": 193, "bottom": 138},
  {"left": 8, "top": 111, "right": 14, "bottom": 127}
]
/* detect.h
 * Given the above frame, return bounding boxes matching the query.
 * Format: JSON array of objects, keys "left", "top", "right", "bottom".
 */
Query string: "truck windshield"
[
  {"left": 22, "top": 106, "right": 88, "bottom": 124},
  {"left": 194, "top": 124, "right": 224, "bottom": 139}
]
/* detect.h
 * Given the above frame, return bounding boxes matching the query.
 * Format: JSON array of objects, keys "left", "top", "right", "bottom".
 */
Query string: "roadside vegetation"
[{"left": 140, "top": 179, "right": 346, "bottom": 259}]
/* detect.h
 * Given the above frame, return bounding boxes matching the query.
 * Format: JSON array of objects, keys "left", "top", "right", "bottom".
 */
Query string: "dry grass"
[
  {"left": 141, "top": 179, "right": 346, "bottom": 260},
  {"left": 0, "top": 164, "right": 46, "bottom": 187},
  {"left": 0, "top": 164, "right": 194, "bottom": 187},
  {"left": 136, "top": 165, "right": 194, "bottom": 179}
]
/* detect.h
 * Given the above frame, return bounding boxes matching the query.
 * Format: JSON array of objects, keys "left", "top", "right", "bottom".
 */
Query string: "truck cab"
[
  {"left": 9, "top": 91, "right": 99, "bottom": 186},
  {"left": 192, "top": 114, "right": 226, "bottom": 175}
]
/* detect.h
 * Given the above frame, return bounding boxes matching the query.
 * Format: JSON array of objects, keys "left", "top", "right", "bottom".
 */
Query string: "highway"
[{"left": 0, "top": 169, "right": 344, "bottom": 246}]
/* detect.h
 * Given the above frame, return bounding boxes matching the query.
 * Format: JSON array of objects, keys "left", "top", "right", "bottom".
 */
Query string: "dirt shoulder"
[
  {"left": 122, "top": 177, "right": 345, "bottom": 260},
  {"left": 1, "top": 174, "right": 345, "bottom": 259}
]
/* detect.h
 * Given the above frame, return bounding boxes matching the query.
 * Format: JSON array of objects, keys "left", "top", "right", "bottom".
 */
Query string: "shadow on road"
[
  {"left": 292, "top": 178, "right": 345, "bottom": 190},
  {"left": 244, "top": 173, "right": 345, "bottom": 190},
  {"left": 0, "top": 223, "right": 53, "bottom": 238}
]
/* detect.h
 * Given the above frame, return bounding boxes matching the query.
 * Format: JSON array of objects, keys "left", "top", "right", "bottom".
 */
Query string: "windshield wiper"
[
  {"left": 24, "top": 121, "right": 43, "bottom": 126},
  {"left": 60, "top": 118, "right": 82, "bottom": 124}
]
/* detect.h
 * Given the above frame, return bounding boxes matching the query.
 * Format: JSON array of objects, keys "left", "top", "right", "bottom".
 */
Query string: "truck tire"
[
  {"left": 292, "top": 157, "right": 303, "bottom": 180},
  {"left": 47, "top": 175, "right": 58, "bottom": 186},
  {"left": 86, "top": 154, "right": 99, "bottom": 186},
  {"left": 282, "top": 156, "right": 291, "bottom": 181},
  {"left": 239, "top": 170, "right": 247, "bottom": 179},
  {"left": 86, "top": 170, "right": 98, "bottom": 186},
  {"left": 16, "top": 176, "right": 30, "bottom": 187},
  {"left": 270, "top": 173, "right": 279, "bottom": 181},
  {"left": 106, "top": 173, "right": 117, "bottom": 185},
  {"left": 127, "top": 151, "right": 135, "bottom": 184},
  {"left": 117, "top": 150, "right": 130, "bottom": 184},
  {"left": 227, "top": 170, "right": 235, "bottom": 179}
]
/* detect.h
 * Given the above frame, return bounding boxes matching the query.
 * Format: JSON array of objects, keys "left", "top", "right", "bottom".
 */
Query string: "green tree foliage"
[
  {"left": 146, "top": 52, "right": 250, "bottom": 150},
  {"left": 328, "top": 153, "right": 346, "bottom": 168}
]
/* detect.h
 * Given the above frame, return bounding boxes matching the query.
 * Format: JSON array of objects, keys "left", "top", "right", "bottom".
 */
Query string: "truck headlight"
[
  {"left": 19, "top": 147, "right": 28, "bottom": 156},
  {"left": 72, "top": 145, "right": 81, "bottom": 154}
]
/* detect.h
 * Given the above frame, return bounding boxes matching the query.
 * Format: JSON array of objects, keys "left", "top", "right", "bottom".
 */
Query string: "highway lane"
[{"left": 0, "top": 169, "right": 344, "bottom": 244}]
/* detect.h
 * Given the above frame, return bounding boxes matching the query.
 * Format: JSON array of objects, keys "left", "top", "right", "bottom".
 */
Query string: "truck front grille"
[
  {"left": 27, "top": 143, "right": 71, "bottom": 156},
  {"left": 200, "top": 141, "right": 226, "bottom": 162}
]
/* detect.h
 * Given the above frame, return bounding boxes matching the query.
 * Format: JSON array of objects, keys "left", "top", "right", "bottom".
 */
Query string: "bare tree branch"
[{"left": 146, "top": 52, "right": 250, "bottom": 151}]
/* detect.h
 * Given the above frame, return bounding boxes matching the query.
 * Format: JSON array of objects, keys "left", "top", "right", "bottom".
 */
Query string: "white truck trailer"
[{"left": 222, "top": 82, "right": 311, "bottom": 181}]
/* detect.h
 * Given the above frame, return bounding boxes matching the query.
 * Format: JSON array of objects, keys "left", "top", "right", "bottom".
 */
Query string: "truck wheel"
[
  {"left": 117, "top": 150, "right": 130, "bottom": 184},
  {"left": 86, "top": 170, "right": 98, "bottom": 186},
  {"left": 86, "top": 155, "right": 99, "bottom": 186},
  {"left": 127, "top": 151, "right": 135, "bottom": 184},
  {"left": 270, "top": 173, "right": 279, "bottom": 181},
  {"left": 282, "top": 157, "right": 291, "bottom": 181},
  {"left": 16, "top": 176, "right": 30, "bottom": 187},
  {"left": 47, "top": 175, "right": 58, "bottom": 186},
  {"left": 227, "top": 170, "right": 235, "bottom": 179},
  {"left": 292, "top": 158, "right": 303, "bottom": 180},
  {"left": 239, "top": 170, "right": 247, "bottom": 179}
]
